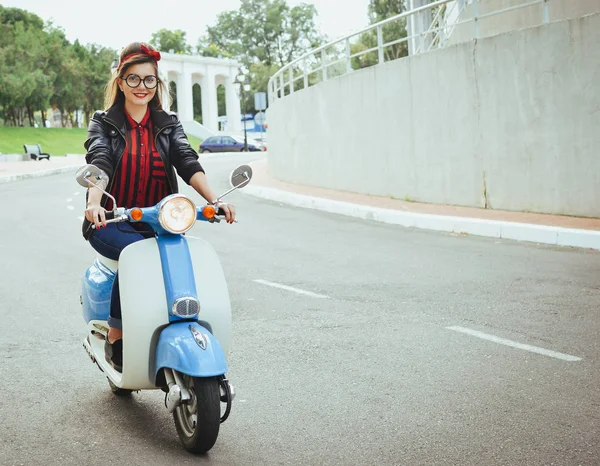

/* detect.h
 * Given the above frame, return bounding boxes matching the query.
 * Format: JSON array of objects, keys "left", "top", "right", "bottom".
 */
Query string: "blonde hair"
[{"left": 103, "top": 42, "right": 169, "bottom": 111}]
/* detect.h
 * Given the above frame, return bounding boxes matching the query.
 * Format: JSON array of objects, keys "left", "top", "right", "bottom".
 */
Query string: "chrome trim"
[
  {"left": 166, "top": 384, "right": 182, "bottom": 413},
  {"left": 172, "top": 297, "right": 200, "bottom": 318},
  {"left": 158, "top": 194, "right": 197, "bottom": 234}
]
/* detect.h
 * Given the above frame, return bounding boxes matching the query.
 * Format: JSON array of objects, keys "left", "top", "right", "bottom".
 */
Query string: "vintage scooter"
[{"left": 76, "top": 163, "right": 252, "bottom": 454}]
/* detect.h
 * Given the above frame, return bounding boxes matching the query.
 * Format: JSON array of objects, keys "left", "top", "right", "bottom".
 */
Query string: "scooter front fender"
[{"left": 155, "top": 322, "right": 228, "bottom": 380}]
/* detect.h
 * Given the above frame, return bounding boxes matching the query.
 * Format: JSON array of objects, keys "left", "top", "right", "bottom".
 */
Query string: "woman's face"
[{"left": 118, "top": 62, "right": 158, "bottom": 109}]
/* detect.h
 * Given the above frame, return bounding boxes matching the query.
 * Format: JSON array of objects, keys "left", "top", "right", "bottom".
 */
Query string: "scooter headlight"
[{"left": 158, "top": 194, "right": 197, "bottom": 234}]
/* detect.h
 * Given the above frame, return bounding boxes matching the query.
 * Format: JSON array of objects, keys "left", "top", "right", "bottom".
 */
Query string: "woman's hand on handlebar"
[
  {"left": 217, "top": 202, "right": 236, "bottom": 224},
  {"left": 85, "top": 203, "right": 107, "bottom": 229}
]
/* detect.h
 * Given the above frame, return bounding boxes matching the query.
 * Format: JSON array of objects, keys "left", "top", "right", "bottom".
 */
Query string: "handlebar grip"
[
  {"left": 217, "top": 207, "right": 227, "bottom": 216},
  {"left": 105, "top": 210, "right": 116, "bottom": 220}
]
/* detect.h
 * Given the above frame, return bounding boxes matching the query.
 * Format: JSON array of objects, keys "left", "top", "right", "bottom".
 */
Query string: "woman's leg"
[{"left": 89, "top": 223, "right": 153, "bottom": 339}]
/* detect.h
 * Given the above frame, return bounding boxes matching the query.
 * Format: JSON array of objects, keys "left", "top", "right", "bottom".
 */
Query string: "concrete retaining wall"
[
  {"left": 448, "top": 0, "right": 600, "bottom": 45},
  {"left": 267, "top": 12, "right": 600, "bottom": 217}
]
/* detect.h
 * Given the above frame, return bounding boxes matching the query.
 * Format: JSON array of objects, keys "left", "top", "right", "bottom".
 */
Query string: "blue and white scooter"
[{"left": 76, "top": 163, "right": 252, "bottom": 454}]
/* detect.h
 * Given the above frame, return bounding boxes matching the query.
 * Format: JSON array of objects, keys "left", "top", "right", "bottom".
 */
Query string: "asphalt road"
[{"left": 0, "top": 154, "right": 599, "bottom": 466}]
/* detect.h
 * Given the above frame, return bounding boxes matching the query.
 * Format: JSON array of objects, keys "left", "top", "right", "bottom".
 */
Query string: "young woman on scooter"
[{"left": 82, "top": 41, "right": 235, "bottom": 372}]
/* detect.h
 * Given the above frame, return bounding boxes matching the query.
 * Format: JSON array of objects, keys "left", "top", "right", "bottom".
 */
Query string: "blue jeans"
[{"left": 88, "top": 223, "right": 154, "bottom": 329}]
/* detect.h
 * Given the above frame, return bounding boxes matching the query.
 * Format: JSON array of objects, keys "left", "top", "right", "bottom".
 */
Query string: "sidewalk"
[
  {"left": 0, "top": 155, "right": 85, "bottom": 183},
  {"left": 243, "top": 159, "right": 600, "bottom": 251}
]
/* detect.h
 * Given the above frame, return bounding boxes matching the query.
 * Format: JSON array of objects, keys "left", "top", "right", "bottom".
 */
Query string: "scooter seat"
[{"left": 97, "top": 254, "right": 118, "bottom": 273}]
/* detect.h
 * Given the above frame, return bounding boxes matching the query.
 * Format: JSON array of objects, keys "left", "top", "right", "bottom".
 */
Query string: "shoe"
[{"left": 104, "top": 338, "right": 123, "bottom": 372}]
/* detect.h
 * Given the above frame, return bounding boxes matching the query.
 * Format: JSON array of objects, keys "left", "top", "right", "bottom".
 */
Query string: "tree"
[
  {"left": 72, "top": 41, "right": 114, "bottom": 123},
  {"left": 150, "top": 29, "right": 192, "bottom": 54},
  {"left": 368, "top": 0, "right": 406, "bottom": 23},
  {"left": 203, "top": 0, "right": 324, "bottom": 68},
  {"left": 365, "top": 0, "right": 408, "bottom": 61},
  {"left": 0, "top": 19, "right": 54, "bottom": 126},
  {"left": 0, "top": 5, "right": 117, "bottom": 127},
  {"left": 196, "top": 38, "right": 232, "bottom": 59}
]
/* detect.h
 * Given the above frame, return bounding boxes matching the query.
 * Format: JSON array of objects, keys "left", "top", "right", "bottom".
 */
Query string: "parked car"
[
  {"left": 251, "top": 135, "right": 267, "bottom": 151},
  {"left": 199, "top": 135, "right": 265, "bottom": 153}
]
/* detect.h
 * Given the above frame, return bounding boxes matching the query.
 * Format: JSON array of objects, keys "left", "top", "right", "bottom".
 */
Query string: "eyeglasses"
[{"left": 121, "top": 74, "right": 159, "bottom": 89}]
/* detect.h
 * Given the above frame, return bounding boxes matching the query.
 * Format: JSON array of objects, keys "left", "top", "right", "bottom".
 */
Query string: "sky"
[{"left": 0, "top": 0, "right": 372, "bottom": 52}]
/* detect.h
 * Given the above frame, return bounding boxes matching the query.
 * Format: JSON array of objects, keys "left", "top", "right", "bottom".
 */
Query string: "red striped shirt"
[{"left": 108, "top": 108, "right": 170, "bottom": 209}]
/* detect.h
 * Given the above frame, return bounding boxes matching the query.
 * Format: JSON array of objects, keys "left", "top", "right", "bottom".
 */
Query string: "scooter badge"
[{"left": 189, "top": 325, "right": 209, "bottom": 350}]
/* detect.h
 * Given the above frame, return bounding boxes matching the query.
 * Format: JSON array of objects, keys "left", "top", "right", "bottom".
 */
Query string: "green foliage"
[
  {"left": 350, "top": 42, "right": 379, "bottom": 70},
  {"left": 192, "top": 84, "right": 202, "bottom": 123},
  {"left": 0, "top": 126, "right": 202, "bottom": 156},
  {"left": 202, "top": 0, "right": 324, "bottom": 68},
  {"left": 196, "top": 40, "right": 232, "bottom": 59},
  {"left": 249, "top": 63, "right": 280, "bottom": 100},
  {"left": 169, "top": 82, "right": 178, "bottom": 113},
  {"left": 366, "top": 0, "right": 408, "bottom": 61},
  {"left": 0, "top": 5, "right": 115, "bottom": 127},
  {"left": 0, "top": 126, "right": 88, "bottom": 155},
  {"left": 150, "top": 29, "right": 192, "bottom": 54},
  {"left": 368, "top": 0, "right": 406, "bottom": 23},
  {"left": 217, "top": 85, "right": 226, "bottom": 116},
  {"left": 189, "top": 0, "right": 323, "bottom": 112}
]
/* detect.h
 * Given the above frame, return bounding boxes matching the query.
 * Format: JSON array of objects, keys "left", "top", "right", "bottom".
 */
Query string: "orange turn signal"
[
  {"left": 131, "top": 208, "right": 143, "bottom": 221},
  {"left": 203, "top": 205, "right": 216, "bottom": 219}
]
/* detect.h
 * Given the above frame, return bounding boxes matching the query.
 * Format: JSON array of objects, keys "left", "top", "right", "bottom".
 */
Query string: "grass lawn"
[{"left": 0, "top": 127, "right": 203, "bottom": 156}]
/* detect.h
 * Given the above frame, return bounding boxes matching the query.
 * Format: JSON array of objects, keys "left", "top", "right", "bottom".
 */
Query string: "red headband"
[{"left": 117, "top": 45, "right": 161, "bottom": 72}]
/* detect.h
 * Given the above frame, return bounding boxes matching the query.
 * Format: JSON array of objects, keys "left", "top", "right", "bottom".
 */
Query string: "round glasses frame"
[{"left": 121, "top": 73, "right": 159, "bottom": 89}]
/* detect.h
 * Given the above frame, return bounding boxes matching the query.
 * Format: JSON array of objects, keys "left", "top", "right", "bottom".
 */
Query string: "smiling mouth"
[{"left": 134, "top": 93, "right": 148, "bottom": 98}]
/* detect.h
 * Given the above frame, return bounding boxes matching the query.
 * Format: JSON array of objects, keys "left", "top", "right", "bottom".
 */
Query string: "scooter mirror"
[
  {"left": 229, "top": 165, "right": 253, "bottom": 189},
  {"left": 76, "top": 164, "right": 106, "bottom": 188}
]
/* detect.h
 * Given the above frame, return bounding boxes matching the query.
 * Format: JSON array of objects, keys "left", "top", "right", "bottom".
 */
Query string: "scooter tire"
[
  {"left": 108, "top": 378, "right": 133, "bottom": 397},
  {"left": 173, "top": 375, "right": 220, "bottom": 454}
]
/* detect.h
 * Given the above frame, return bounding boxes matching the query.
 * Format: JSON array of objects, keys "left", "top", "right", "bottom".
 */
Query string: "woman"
[{"left": 82, "top": 42, "right": 235, "bottom": 372}]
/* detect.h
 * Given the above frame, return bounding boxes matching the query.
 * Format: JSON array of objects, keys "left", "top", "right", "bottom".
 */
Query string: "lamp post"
[{"left": 234, "top": 68, "right": 251, "bottom": 152}]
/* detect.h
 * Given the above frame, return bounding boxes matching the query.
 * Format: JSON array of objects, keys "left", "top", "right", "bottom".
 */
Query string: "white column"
[
  {"left": 177, "top": 66, "right": 194, "bottom": 122},
  {"left": 161, "top": 71, "right": 171, "bottom": 112},
  {"left": 408, "top": 0, "right": 433, "bottom": 55},
  {"left": 225, "top": 76, "right": 241, "bottom": 133},
  {"left": 200, "top": 71, "right": 218, "bottom": 132}
]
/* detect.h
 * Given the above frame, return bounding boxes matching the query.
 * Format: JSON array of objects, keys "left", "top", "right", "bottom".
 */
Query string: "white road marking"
[
  {"left": 447, "top": 326, "right": 582, "bottom": 362},
  {"left": 67, "top": 205, "right": 74, "bottom": 210},
  {"left": 74, "top": 192, "right": 81, "bottom": 196},
  {"left": 66, "top": 198, "right": 73, "bottom": 202},
  {"left": 253, "top": 279, "right": 329, "bottom": 299},
  {"left": 77, "top": 216, "right": 84, "bottom": 221}
]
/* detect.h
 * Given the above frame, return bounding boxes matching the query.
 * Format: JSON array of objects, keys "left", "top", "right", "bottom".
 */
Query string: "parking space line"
[
  {"left": 253, "top": 279, "right": 329, "bottom": 299},
  {"left": 446, "top": 326, "right": 582, "bottom": 362}
]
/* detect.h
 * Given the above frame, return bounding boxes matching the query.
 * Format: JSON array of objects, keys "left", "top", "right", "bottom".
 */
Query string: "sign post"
[
  {"left": 254, "top": 112, "right": 267, "bottom": 141},
  {"left": 254, "top": 92, "right": 267, "bottom": 142},
  {"left": 254, "top": 92, "right": 267, "bottom": 111}
]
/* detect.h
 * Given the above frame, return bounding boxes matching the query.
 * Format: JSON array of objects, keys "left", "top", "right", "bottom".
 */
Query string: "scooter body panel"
[
  {"left": 81, "top": 258, "right": 116, "bottom": 323},
  {"left": 83, "top": 235, "right": 232, "bottom": 390},
  {"left": 186, "top": 235, "right": 232, "bottom": 354},
  {"left": 155, "top": 322, "right": 228, "bottom": 378}
]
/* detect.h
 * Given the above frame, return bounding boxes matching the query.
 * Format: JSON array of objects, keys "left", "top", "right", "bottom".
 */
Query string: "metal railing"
[{"left": 268, "top": 0, "right": 552, "bottom": 104}]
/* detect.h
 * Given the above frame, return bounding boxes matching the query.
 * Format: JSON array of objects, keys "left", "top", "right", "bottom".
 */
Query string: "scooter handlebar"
[{"left": 90, "top": 209, "right": 124, "bottom": 229}]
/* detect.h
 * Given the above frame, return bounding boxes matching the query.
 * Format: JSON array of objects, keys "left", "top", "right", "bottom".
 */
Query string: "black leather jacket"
[{"left": 81, "top": 104, "right": 205, "bottom": 239}]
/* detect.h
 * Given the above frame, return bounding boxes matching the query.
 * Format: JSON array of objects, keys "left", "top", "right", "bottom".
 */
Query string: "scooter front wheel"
[{"left": 173, "top": 375, "right": 220, "bottom": 453}]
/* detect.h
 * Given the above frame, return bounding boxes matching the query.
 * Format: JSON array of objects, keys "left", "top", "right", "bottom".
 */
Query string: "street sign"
[
  {"left": 254, "top": 92, "right": 267, "bottom": 111},
  {"left": 254, "top": 112, "right": 267, "bottom": 126}
]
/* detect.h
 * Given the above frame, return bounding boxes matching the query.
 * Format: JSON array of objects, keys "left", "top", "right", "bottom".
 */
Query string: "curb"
[
  {"left": 243, "top": 185, "right": 600, "bottom": 251},
  {"left": 0, "top": 165, "right": 83, "bottom": 184}
]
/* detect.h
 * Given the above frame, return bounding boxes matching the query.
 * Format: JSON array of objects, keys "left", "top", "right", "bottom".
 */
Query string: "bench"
[{"left": 24, "top": 144, "right": 50, "bottom": 161}]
